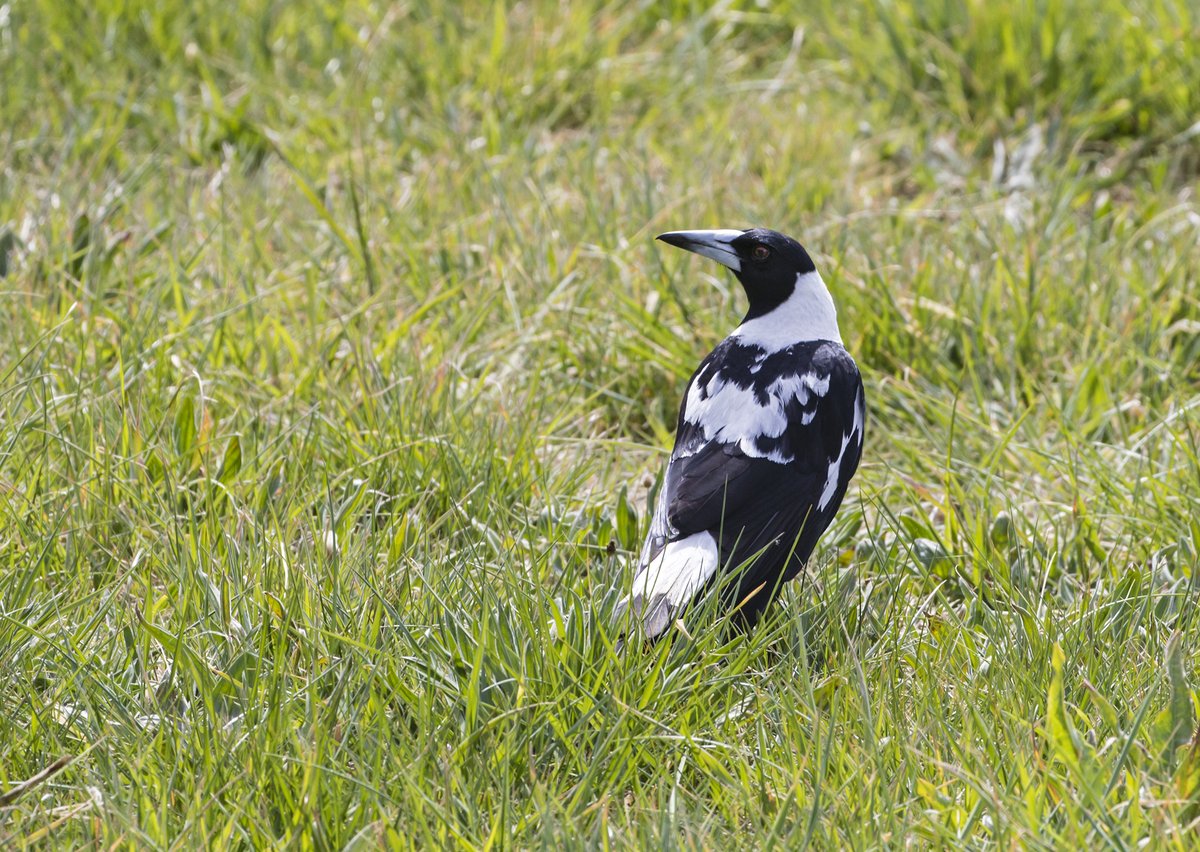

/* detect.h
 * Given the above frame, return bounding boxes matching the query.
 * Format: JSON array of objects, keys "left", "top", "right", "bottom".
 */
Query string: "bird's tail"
[{"left": 614, "top": 531, "right": 720, "bottom": 639}]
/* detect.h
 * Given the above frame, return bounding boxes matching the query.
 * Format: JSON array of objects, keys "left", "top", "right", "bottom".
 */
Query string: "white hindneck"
[{"left": 731, "top": 271, "right": 842, "bottom": 350}]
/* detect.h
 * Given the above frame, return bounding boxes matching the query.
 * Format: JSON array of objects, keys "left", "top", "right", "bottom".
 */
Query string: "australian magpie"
[{"left": 618, "top": 228, "right": 865, "bottom": 638}]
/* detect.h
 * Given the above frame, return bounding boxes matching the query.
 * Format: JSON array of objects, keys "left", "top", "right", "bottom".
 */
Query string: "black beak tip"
[{"left": 656, "top": 232, "right": 689, "bottom": 249}]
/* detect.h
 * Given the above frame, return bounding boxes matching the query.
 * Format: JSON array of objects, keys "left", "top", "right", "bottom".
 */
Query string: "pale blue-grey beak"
[{"left": 657, "top": 229, "right": 745, "bottom": 272}]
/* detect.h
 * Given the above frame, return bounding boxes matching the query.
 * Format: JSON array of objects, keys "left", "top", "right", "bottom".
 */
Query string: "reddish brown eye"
[{"left": 752, "top": 244, "right": 771, "bottom": 261}]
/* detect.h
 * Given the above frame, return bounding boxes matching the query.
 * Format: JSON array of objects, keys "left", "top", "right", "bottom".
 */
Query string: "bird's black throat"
[{"left": 740, "top": 282, "right": 795, "bottom": 322}]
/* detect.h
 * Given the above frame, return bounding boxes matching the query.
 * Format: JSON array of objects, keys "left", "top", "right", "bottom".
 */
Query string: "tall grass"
[
  {"left": 810, "top": 0, "right": 1200, "bottom": 146},
  {"left": 2, "top": 0, "right": 1199, "bottom": 846}
]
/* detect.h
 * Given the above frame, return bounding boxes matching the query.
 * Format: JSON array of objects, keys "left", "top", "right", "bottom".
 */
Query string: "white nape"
[{"left": 732, "top": 271, "right": 842, "bottom": 350}]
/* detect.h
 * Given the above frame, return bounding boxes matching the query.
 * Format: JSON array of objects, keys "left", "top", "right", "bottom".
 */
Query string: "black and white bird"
[{"left": 619, "top": 228, "right": 865, "bottom": 638}]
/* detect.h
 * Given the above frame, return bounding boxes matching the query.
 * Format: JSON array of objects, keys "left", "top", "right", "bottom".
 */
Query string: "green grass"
[{"left": 2, "top": 0, "right": 1200, "bottom": 846}]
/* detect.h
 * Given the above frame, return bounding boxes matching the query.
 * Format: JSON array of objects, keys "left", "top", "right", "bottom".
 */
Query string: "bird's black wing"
[{"left": 649, "top": 340, "right": 865, "bottom": 620}]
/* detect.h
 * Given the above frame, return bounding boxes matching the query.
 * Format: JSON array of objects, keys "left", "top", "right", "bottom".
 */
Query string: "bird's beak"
[{"left": 656, "top": 229, "right": 744, "bottom": 272}]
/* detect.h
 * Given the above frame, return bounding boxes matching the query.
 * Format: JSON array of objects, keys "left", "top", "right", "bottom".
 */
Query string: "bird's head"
[{"left": 656, "top": 227, "right": 818, "bottom": 319}]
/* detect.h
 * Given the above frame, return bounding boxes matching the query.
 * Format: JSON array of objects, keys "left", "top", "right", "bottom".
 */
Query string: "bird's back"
[{"left": 627, "top": 337, "right": 865, "bottom": 635}]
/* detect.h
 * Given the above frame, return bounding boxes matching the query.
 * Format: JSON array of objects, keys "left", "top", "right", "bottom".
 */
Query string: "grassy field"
[{"left": 2, "top": 0, "right": 1200, "bottom": 846}]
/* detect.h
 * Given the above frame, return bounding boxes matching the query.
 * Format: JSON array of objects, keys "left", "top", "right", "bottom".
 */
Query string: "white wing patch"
[
  {"left": 803, "top": 373, "right": 831, "bottom": 396},
  {"left": 818, "top": 388, "right": 866, "bottom": 511},
  {"left": 768, "top": 372, "right": 829, "bottom": 403},
  {"left": 682, "top": 367, "right": 828, "bottom": 462}
]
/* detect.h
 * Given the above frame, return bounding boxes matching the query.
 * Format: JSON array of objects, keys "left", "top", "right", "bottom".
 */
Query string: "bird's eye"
[{"left": 752, "top": 244, "right": 771, "bottom": 261}]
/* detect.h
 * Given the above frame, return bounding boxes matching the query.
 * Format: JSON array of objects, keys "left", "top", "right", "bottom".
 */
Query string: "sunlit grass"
[{"left": 2, "top": 0, "right": 1199, "bottom": 846}]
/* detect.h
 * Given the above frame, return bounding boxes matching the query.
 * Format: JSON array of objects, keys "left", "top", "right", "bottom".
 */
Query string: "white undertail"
[{"left": 622, "top": 531, "right": 720, "bottom": 637}]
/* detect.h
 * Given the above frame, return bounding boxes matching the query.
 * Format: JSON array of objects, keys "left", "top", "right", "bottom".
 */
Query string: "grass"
[{"left": 2, "top": 0, "right": 1200, "bottom": 846}]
